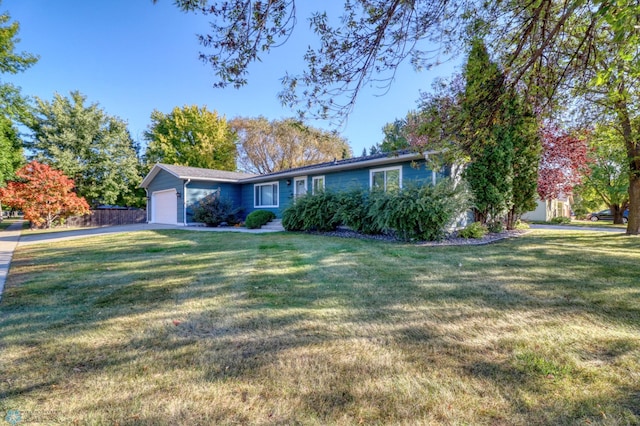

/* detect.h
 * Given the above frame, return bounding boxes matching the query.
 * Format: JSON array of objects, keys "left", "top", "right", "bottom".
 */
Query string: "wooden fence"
[{"left": 66, "top": 209, "right": 147, "bottom": 227}]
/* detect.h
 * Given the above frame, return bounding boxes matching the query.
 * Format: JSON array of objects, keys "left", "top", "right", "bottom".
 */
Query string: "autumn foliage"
[
  {"left": 0, "top": 161, "right": 90, "bottom": 228},
  {"left": 538, "top": 125, "right": 590, "bottom": 201}
]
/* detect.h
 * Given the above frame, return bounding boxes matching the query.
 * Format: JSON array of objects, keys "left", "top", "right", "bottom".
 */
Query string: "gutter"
[{"left": 183, "top": 179, "right": 191, "bottom": 226}]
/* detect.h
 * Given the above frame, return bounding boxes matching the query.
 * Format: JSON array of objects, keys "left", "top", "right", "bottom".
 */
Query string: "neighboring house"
[
  {"left": 522, "top": 196, "right": 572, "bottom": 222},
  {"left": 140, "top": 150, "right": 448, "bottom": 225}
]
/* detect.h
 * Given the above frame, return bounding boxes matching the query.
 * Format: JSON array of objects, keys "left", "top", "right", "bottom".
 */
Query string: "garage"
[{"left": 151, "top": 189, "right": 178, "bottom": 224}]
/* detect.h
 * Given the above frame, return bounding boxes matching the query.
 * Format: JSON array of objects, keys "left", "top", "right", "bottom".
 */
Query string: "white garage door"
[{"left": 152, "top": 189, "right": 178, "bottom": 224}]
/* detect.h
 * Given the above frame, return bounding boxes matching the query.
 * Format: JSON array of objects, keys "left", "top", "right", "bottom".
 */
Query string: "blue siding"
[
  {"left": 309, "top": 159, "right": 435, "bottom": 193},
  {"left": 402, "top": 160, "right": 436, "bottom": 186},
  {"left": 242, "top": 179, "right": 288, "bottom": 218},
  {"left": 240, "top": 160, "right": 439, "bottom": 218},
  {"left": 185, "top": 181, "right": 243, "bottom": 222}
]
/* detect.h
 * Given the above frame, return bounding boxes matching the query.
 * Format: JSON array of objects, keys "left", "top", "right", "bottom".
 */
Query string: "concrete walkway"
[
  {"left": 0, "top": 222, "right": 284, "bottom": 301},
  {"left": 0, "top": 221, "right": 24, "bottom": 302}
]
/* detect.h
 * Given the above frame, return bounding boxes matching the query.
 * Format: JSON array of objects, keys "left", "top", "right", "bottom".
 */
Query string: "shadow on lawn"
[{"left": 1, "top": 229, "right": 639, "bottom": 423}]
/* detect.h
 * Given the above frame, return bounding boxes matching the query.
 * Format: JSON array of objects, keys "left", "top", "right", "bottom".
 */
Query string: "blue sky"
[{"left": 4, "top": 0, "right": 460, "bottom": 156}]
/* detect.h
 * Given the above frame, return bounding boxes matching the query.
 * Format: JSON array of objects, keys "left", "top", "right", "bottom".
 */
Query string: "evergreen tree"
[
  {"left": 460, "top": 39, "right": 512, "bottom": 226},
  {"left": 27, "top": 91, "right": 143, "bottom": 207}
]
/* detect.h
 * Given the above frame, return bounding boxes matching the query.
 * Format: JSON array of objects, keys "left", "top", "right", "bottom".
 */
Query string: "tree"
[
  {"left": 0, "top": 115, "right": 22, "bottom": 188},
  {"left": 537, "top": 124, "right": 590, "bottom": 215},
  {"left": 0, "top": 161, "right": 90, "bottom": 228},
  {"left": 460, "top": 40, "right": 514, "bottom": 226},
  {"left": 163, "top": 0, "right": 463, "bottom": 119},
  {"left": 230, "top": 117, "right": 352, "bottom": 174},
  {"left": 410, "top": 40, "right": 540, "bottom": 229},
  {"left": 0, "top": 7, "right": 38, "bottom": 217},
  {"left": 483, "top": 0, "right": 640, "bottom": 234},
  {"left": 380, "top": 118, "right": 409, "bottom": 152},
  {"left": 144, "top": 105, "right": 237, "bottom": 171},
  {"left": 26, "top": 91, "right": 143, "bottom": 207},
  {"left": 502, "top": 93, "right": 541, "bottom": 228},
  {"left": 578, "top": 124, "right": 629, "bottom": 224}
]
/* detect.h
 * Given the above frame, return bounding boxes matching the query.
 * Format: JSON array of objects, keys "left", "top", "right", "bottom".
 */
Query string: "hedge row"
[{"left": 282, "top": 179, "right": 470, "bottom": 241}]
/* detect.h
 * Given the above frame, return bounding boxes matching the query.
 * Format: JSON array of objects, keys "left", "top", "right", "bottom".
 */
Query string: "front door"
[{"left": 294, "top": 177, "right": 307, "bottom": 199}]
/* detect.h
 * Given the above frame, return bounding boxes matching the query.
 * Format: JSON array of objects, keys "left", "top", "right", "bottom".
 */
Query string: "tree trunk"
[
  {"left": 506, "top": 208, "right": 517, "bottom": 230},
  {"left": 611, "top": 204, "right": 625, "bottom": 225},
  {"left": 614, "top": 96, "right": 640, "bottom": 235},
  {"left": 627, "top": 174, "right": 640, "bottom": 235},
  {"left": 473, "top": 209, "right": 487, "bottom": 224}
]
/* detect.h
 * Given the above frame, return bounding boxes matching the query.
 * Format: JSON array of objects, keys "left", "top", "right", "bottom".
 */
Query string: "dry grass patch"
[{"left": 1, "top": 229, "right": 639, "bottom": 425}]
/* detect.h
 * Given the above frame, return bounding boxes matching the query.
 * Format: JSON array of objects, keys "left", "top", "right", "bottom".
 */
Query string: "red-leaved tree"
[
  {"left": 0, "top": 161, "right": 90, "bottom": 228},
  {"left": 538, "top": 124, "right": 590, "bottom": 202}
]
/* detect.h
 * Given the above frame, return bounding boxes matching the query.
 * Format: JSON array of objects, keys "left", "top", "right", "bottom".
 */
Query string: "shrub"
[
  {"left": 245, "top": 210, "right": 276, "bottom": 229},
  {"left": 282, "top": 179, "right": 470, "bottom": 240},
  {"left": 368, "top": 179, "right": 471, "bottom": 241},
  {"left": 282, "top": 191, "right": 340, "bottom": 232},
  {"left": 334, "top": 189, "right": 381, "bottom": 234},
  {"left": 550, "top": 216, "right": 571, "bottom": 224},
  {"left": 192, "top": 195, "right": 243, "bottom": 226},
  {"left": 458, "top": 222, "right": 488, "bottom": 239},
  {"left": 487, "top": 221, "right": 504, "bottom": 233}
]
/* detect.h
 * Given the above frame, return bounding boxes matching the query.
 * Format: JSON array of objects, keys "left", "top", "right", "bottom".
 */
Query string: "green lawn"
[
  {"left": 533, "top": 219, "right": 628, "bottom": 229},
  {"left": 1, "top": 229, "right": 639, "bottom": 425}
]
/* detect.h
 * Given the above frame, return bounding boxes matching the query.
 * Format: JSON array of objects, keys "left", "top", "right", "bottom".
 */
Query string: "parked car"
[{"left": 587, "top": 209, "right": 629, "bottom": 223}]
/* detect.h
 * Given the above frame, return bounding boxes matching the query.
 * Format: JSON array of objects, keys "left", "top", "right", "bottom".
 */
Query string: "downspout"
[
  {"left": 183, "top": 179, "right": 191, "bottom": 226},
  {"left": 144, "top": 188, "right": 150, "bottom": 223}
]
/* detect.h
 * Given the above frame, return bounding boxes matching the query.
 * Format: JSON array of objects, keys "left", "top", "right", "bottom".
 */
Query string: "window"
[
  {"left": 254, "top": 182, "right": 279, "bottom": 207},
  {"left": 370, "top": 166, "right": 401, "bottom": 192},
  {"left": 312, "top": 176, "right": 325, "bottom": 194}
]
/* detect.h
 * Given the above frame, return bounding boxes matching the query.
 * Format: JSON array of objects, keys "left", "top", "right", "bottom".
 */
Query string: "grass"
[
  {"left": 532, "top": 219, "right": 628, "bottom": 229},
  {"left": 1, "top": 229, "right": 639, "bottom": 425}
]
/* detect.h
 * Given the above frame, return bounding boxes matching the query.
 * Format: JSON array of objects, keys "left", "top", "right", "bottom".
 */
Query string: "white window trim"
[
  {"left": 254, "top": 181, "right": 279, "bottom": 208},
  {"left": 369, "top": 166, "right": 402, "bottom": 191},
  {"left": 293, "top": 176, "right": 308, "bottom": 198},
  {"left": 312, "top": 176, "right": 325, "bottom": 194}
]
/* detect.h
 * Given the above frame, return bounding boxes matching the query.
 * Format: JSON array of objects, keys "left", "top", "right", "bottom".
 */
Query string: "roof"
[
  {"left": 238, "top": 149, "right": 432, "bottom": 183},
  {"left": 141, "top": 150, "right": 433, "bottom": 188},
  {"left": 140, "top": 163, "right": 257, "bottom": 188}
]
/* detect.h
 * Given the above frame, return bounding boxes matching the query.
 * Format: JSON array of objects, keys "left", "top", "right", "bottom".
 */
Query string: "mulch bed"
[{"left": 305, "top": 227, "right": 529, "bottom": 246}]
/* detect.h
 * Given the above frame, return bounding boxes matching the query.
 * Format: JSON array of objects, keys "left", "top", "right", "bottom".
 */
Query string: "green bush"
[
  {"left": 550, "top": 216, "right": 571, "bottom": 224},
  {"left": 334, "top": 189, "right": 382, "bottom": 234},
  {"left": 282, "top": 179, "right": 470, "bottom": 241},
  {"left": 282, "top": 191, "right": 340, "bottom": 232},
  {"left": 458, "top": 221, "right": 488, "bottom": 239},
  {"left": 487, "top": 221, "right": 504, "bottom": 233},
  {"left": 245, "top": 210, "right": 276, "bottom": 229},
  {"left": 192, "top": 195, "right": 243, "bottom": 226},
  {"left": 367, "top": 179, "right": 471, "bottom": 241}
]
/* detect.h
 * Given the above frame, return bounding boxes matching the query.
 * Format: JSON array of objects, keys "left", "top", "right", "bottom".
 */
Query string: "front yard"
[{"left": 1, "top": 229, "right": 638, "bottom": 424}]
